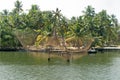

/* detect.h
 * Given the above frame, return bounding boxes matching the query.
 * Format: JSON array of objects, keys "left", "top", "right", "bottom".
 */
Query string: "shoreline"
[
  {"left": 0, "top": 47, "right": 25, "bottom": 51},
  {"left": 1, "top": 46, "right": 120, "bottom": 52}
]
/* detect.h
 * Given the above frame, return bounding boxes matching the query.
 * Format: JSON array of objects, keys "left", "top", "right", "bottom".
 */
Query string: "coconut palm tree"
[
  {"left": 0, "top": 10, "right": 19, "bottom": 48},
  {"left": 28, "top": 4, "right": 44, "bottom": 30},
  {"left": 66, "top": 16, "right": 91, "bottom": 50},
  {"left": 13, "top": 0, "right": 23, "bottom": 14},
  {"left": 82, "top": 5, "right": 96, "bottom": 37},
  {"left": 93, "top": 10, "right": 118, "bottom": 46}
]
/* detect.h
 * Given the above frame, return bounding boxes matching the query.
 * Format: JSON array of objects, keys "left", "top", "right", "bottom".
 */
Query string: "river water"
[{"left": 0, "top": 51, "right": 120, "bottom": 80}]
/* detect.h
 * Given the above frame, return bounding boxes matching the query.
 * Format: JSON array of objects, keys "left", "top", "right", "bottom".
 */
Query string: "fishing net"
[
  {"left": 13, "top": 28, "right": 38, "bottom": 50},
  {"left": 46, "top": 36, "right": 61, "bottom": 48}
]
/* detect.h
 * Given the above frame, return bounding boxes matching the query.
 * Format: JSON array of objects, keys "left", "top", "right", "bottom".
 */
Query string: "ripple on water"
[{"left": 0, "top": 52, "right": 120, "bottom": 80}]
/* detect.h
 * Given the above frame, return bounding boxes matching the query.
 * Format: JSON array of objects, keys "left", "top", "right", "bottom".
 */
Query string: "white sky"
[{"left": 0, "top": 0, "right": 120, "bottom": 23}]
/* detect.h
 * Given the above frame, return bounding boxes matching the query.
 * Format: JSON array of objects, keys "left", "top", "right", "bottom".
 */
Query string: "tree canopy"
[{"left": 0, "top": 0, "right": 119, "bottom": 49}]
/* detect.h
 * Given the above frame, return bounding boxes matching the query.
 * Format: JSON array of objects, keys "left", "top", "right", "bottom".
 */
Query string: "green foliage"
[{"left": 0, "top": 1, "right": 119, "bottom": 48}]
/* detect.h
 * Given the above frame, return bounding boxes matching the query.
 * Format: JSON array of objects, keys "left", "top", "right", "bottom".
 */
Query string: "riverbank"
[
  {"left": 1, "top": 46, "right": 120, "bottom": 52},
  {"left": 0, "top": 47, "right": 25, "bottom": 51},
  {"left": 95, "top": 46, "right": 120, "bottom": 52}
]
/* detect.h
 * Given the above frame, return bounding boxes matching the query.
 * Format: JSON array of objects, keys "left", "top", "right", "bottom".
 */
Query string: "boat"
[{"left": 88, "top": 49, "right": 97, "bottom": 54}]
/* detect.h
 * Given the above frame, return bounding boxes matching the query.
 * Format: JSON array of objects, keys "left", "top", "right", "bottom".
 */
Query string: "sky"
[{"left": 0, "top": 0, "right": 120, "bottom": 23}]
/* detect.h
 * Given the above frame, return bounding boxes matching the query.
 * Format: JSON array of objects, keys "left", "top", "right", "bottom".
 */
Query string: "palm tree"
[
  {"left": 66, "top": 16, "right": 91, "bottom": 49},
  {"left": 28, "top": 4, "right": 44, "bottom": 30},
  {"left": 111, "top": 15, "right": 118, "bottom": 26},
  {"left": 52, "top": 8, "right": 62, "bottom": 37},
  {"left": 29, "top": 5, "right": 40, "bottom": 12},
  {"left": 9, "top": 0, "right": 23, "bottom": 29},
  {"left": 93, "top": 10, "right": 118, "bottom": 46},
  {"left": 51, "top": 8, "right": 70, "bottom": 49},
  {"left": 83, "top": 5, "right": 95, "bottom": 17},
  {"left": 14, "top": 0, "right": 23, "bottom": 14},
  {"left": 2, "top": 9, "right": 9, "bottom": 16},
  {"left": 82, "top": 5, "right": 96, "bottom": 37},
  {"left": 0, "top": 10, "right": 19, "bottom": 48}
]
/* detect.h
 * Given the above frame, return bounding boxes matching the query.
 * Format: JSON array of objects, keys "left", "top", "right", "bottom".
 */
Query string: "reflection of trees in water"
[
  {"left": 0, "top": 52, "right": 120, "bottom": 65},
  {"left": 73, "top": 52, "right": 120, "bottom": 65},
  {"left": 0, "top": 52, "right": 48, "bottom": 65}
]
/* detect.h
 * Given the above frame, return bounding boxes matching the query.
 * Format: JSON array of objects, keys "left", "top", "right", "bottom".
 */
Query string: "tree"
[
  {"left": 66, "top": 16, "right": 90, "bottom": 49},
  {"left": 13, "top": 0, "right": 23, "bottom": 14},
  {"left": 0, "top": 10, "right": 20, "bottom": 48},
  {"left": 0, "top": 1, "right": 119, "bottom": 49},
  {"left": 82, "top": 5, "right": 96, "bottom": 37},
  {"left": 28, "top": 5, "right": 43, "bottom": 30},
  {"left": 93, "top": 10, "right": 118, "bottom": 46}
]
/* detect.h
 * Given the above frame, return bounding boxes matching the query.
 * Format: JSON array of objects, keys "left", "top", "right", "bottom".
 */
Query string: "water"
[{"left": 0, "top": 51, "right": 120, "bottom": 80}]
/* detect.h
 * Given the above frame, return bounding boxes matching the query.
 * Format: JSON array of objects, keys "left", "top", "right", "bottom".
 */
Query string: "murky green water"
[{"left": 0, "top": 51, "right": 120, "bottom": 80}]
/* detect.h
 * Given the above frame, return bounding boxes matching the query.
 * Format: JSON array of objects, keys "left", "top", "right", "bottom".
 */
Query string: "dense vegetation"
[{"left": 0, "top": 0, "right": 119, "bottom": 49}]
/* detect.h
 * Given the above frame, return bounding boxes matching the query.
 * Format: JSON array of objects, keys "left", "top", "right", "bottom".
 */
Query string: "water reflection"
[
  {"left": 0, "top": 52, "right": 86, "bottom": 65},
  {"left": 0, "top": 52, "right": 120, "bottom": 80}
]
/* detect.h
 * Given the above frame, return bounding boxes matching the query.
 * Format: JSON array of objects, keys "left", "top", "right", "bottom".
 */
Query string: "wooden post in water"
[
  {"left": 47, "top": 47, "right": 52, "bottom": 62},
  {"left": 48, "top": 51, "right": 51, "bottom": 61},
  {"left": 66, "top": 51, "right": 70, "bottom": 62}
]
